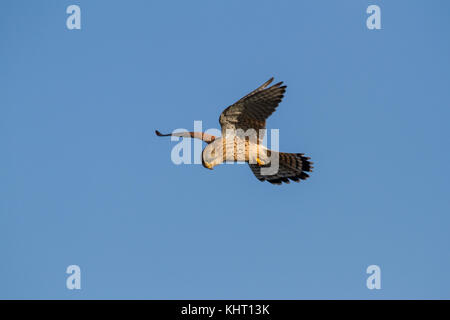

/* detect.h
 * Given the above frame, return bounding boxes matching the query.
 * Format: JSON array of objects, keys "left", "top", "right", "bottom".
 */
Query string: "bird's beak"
[{"left": 204, "top": 162, "right": 214, "bottom": 170}]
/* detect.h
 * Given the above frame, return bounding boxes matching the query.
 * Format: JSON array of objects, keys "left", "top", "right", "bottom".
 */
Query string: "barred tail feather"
[{"left": 248, "top": 152, "right": 313, "bottom": 185}]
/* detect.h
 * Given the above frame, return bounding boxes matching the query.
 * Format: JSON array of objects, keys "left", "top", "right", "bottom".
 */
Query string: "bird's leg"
[
  {"left": 256, "top": 143, "right": 265, "bottom": 166},
  {"left": 155, "top": 130, "right": 216, "bottom": 143}
]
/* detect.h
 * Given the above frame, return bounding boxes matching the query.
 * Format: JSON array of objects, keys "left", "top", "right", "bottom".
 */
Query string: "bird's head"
[{"left": 202, "top": 140, "right": 224, "bottom": 170}]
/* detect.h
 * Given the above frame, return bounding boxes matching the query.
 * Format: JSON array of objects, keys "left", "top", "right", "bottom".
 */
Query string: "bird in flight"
[{"left": 156, "top": 78, "right": 313, "bottom": 185}]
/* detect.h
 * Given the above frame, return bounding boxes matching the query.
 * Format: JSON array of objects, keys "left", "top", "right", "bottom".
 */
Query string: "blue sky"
[{"left": 1, "top": 0, "right": 450, "bottom": 299}]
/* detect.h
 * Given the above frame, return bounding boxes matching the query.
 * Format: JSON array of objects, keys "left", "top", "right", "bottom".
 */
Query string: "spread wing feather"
[{"left": 219, "top": 78, "right": 287, "bottom": 134}]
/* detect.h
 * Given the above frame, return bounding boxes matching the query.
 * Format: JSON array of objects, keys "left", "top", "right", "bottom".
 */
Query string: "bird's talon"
[{"left": 256, "top": 158, "right": 265, "bottom": 166}]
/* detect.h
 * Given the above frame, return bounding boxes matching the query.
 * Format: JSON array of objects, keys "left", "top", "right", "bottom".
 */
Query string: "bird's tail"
[{"left": 248, "top": 152, "right": 313, "bottom": 185}]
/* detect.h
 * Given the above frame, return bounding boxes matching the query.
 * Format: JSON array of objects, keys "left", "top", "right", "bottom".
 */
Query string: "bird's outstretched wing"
[{"left": 219, "top": 78, "right": 287, "bottom": 134}]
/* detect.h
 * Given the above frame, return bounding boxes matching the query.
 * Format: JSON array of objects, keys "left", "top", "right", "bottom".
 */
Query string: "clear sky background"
[{"left": 1, "top": 0, "right": 449, "bottom": 299}]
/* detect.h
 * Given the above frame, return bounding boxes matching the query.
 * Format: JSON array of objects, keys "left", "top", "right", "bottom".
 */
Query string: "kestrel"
[{"left": 156, "top": 78, "right": 313, "bottom": 185}]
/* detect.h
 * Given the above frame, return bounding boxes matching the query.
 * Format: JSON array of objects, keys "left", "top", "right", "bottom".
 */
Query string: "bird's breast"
[{"left": 220, "top": 136, "right": 264, "bottom": 163}]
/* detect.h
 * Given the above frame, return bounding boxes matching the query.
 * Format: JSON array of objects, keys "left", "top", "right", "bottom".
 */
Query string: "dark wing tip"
[
  {"left": 273, "top": 81, "right": 283, "bottom": 87},
  {"left": 260, "top": 77, "right": 275, "bottom": 89},
  {"left": 155, "top": 130, "right": 163, "bottom": 136}
]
